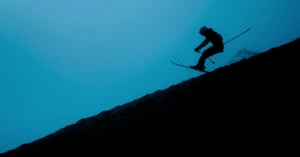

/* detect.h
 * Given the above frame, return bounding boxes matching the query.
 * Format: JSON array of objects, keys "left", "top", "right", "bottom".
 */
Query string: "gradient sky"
[{"left": 1, "top": 0, "right": 300, "bottom": 153}]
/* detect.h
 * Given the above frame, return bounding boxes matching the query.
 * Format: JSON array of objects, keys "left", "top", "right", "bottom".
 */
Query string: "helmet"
[{"left": 200, "top": 26, "right": 208, "bottom": 34}]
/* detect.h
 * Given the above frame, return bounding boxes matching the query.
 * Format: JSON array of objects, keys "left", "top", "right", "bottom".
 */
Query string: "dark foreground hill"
[{"left": 1, "top": 38, "right": 299, "bottom": 155}]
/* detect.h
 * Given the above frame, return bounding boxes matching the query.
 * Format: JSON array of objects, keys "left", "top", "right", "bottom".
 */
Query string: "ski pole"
[
  {"left": 224, "top": 28, "right": 251, "bottom": 45},
  {"left": 208, "top": 28, "right": 251, "bottom": 64},
  {"left": 208, "top": 58, "right": 215, "bottom": 64}
]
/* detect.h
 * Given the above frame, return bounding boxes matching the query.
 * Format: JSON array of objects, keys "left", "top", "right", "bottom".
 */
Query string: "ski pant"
[{"left": 197, "top": 46, "right": 223, "bottom": 67}]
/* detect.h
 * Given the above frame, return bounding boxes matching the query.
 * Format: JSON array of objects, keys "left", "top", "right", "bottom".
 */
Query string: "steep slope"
[{"left": 1, "top": 38, "right": 299, "bottom": 155}]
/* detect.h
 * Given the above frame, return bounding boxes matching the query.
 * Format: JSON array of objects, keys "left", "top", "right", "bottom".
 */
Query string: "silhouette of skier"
[{"left": 190, "top": 26, "right": 224, "bottom": 71}]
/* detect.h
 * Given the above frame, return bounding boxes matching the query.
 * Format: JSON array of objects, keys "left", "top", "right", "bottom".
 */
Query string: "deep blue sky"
[{"left": 1, "top": 0, "right": 300, "bottom": 153}]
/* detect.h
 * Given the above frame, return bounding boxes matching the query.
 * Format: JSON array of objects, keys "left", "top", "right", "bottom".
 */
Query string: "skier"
[{"left": 190, "top": 26, "right": 224, "bottom": 71}]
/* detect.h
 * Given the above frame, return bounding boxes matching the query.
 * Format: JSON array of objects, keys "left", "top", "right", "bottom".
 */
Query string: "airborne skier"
[{"left": 190, "top": 26, "right": 224, "bottom": 71}]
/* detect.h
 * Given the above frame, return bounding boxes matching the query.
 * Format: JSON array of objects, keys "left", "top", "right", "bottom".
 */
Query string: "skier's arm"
[{"left": 194, "top": 39, "right": 209, "bottom": 52}]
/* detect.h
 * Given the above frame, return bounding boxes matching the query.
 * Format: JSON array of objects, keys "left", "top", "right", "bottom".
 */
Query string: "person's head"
[{"left": 199, "top": 26, "right": 208, "bottom": 35}]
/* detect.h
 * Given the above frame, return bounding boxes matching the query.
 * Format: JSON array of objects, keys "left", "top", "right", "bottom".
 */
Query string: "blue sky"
[{"left": 1, "top": 0, "right": 300, "bottom": 153}]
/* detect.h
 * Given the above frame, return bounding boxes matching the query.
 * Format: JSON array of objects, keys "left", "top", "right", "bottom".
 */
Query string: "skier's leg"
[{"left": 197, "top": 47, "right": 218, "bottom": 69}]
